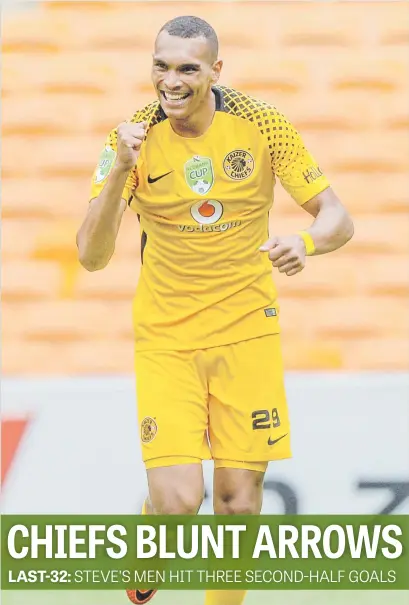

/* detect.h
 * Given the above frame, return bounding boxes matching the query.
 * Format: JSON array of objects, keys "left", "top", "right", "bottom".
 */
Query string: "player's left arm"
[
  {"left": 260, "top": 111, "right": 354, "bottom": 276},
  {"left": 299, "top": 186, "right": 354, "bottom": 255}
]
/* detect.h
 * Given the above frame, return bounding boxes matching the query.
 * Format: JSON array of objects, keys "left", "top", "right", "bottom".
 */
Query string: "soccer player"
[{"left": 77, "top": 15, "right": 354, "bottom": 605}]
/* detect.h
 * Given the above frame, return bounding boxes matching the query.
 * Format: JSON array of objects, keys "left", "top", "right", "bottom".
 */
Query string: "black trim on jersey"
[
  {"left": 135, "top": 213, "right": 147, "bottom": 264},
  {"left": 213, "top": 86, "right": 225, "bottom": 112},
  {"left": 157, "top": 104, "right": 168, "bottom": 122},
  {"left": 140, "top": 230, "right": 147, "bottom": 264}
]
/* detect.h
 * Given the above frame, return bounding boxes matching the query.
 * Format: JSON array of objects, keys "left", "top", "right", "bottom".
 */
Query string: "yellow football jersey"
[{"left": 89, "top": 86, "right": 330, "bottom": 351}]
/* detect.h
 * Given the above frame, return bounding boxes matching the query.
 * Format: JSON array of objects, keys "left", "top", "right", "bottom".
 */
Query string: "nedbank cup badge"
[
  {"left": 184, "top": 156, "right": 214, "bottom": 195},
  {"left": 94, "top": 146, "right": 116, "bottom": 184},
  {"left": 141, "top": 417, "right": 158, "bottom": 443}
]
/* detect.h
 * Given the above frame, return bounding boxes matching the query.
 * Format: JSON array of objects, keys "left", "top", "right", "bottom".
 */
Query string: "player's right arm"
[{"left": 76, "top": 121, "right": 146, "bottom": 271}]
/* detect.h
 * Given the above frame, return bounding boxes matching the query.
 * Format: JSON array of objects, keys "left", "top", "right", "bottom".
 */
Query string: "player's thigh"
[
  {"left": 135, "top": 349, "right": 211, "bottom": 465},
  {"left": 208, "top": 334, "right": 291, "bottom": 463}
]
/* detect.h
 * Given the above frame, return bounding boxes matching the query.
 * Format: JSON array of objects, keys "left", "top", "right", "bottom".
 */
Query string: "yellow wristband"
[{"left": 298, "top": 230, "right": 316, "bottom": 256}]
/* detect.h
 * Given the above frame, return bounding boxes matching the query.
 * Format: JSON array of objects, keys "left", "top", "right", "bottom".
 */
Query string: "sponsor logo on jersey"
[
  {"left": 184, "top": 156, "right": 214, "bottom": 195},
  {"left": 178, "top": 221, "right": 241, "bottom": 233},
  {"left": 178, "top": 199, "right": 241, "bottom": 233},
  {"left": 147, "top": 171, "right": 173, "bottom": 184},
  {"left": 94, "top": 145, "right": 116, "bottom": 184},
  {"left": 223, "top": 149, "right": 254, "bottom": 180},
  {"left": 302, "top": 165, "right": 323, "bottom": 184},
  {"left": 141, "top": 417, "right": 158, "bottom": 444},
  {"left": 190, "top": 200, "right": 223, "bottom": 225}
]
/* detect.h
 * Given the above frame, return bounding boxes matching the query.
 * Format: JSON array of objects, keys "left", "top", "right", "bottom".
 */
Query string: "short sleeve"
[
  {"left": 89, "top": 128, "right": 138, "bottom": 203},
  {"left": 269, "top": 111, "right": 330, "bottom": 205}
]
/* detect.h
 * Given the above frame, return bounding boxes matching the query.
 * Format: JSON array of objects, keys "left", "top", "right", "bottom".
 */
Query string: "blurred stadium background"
[{"left": 1, "top": 1, "right": 409, "bottom": 603}]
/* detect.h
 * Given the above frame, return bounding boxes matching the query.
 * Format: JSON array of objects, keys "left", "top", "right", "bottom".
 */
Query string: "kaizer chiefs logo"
[
  {"left": 191, "top": 200, "right": 223, "bottom": 225},
  {"left": 223, "top": 149, "right": 255, "bottom": 180},
  {"left": 141, "top": 417, "right": 158, "bottom": 443}
]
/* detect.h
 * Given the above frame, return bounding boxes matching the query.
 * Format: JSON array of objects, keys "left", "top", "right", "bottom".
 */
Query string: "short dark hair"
[{"left": 158, "top": 16, "right": 218, "bottom": 62}]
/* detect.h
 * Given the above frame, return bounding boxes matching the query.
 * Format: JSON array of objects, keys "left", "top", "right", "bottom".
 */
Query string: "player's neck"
[{"left": 169, "top": 90, "right": 216, "bottom": 138}]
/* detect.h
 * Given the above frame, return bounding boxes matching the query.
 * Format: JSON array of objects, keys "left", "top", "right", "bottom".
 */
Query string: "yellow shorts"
[{"left": 135, "top": 334, "right": 291, "bottom": 471}]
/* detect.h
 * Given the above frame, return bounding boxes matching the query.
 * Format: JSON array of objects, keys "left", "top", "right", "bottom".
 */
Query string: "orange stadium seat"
[
  {"left": 382, "top": 30, "right": 409, "bottom": 46},
  {"left": 345, "top": 216, "right": 409, "bottom": 256},
  {"left": 61, "top": 339, "right": 135, "bottom": 375},
  {"left": 1, "top": 16, "right": 65, "bottom": 54},
  {"left": 332, "top": 60, "right": 407, "bottom": 93},
  {"left": 4, "top": 136, "right": 103, "bottom": 177},
  {"left": 2, "top": 220, "right": 47, "bottom": 260},
  {"left": 2, "top": 261, "right": 62, "bottom": 302},
  {"left": 331, "top": 174, "right": 409, "bottom": 216},
  {"left": 2, "top": 300, "right": 133, "bottom": 341},
  {"left": 2, "top": 94, "right": 127, "bottom": 135},
  {"left": 2, "top": 178, "right": 89, "bottom": 220},
  {"left": 2, "top": 339, "right": 135, "bottom": 375},
  {"left": 300, "top": 131, "right": 409, "bottom": 175},
  {"left": 354, "top": 255, "right": 409, "bottom": 298},
  {"left": 274, "top": 255, "right": 357, "bottom": 301},
  {"left": 3, "top": 52, "right": 151, "bottom": 92},
  {"left": 342, "top": 339, "right": 409, "bottom": 371},
  {"left": 2, "top": 1, "right": 408, "bottom": 374},
  {"left": 387, "top": 115, "right": 409, "bottom": 131},
  {"left": 75, "top": 260, "right": 140, "bottom": 301},
  {"left": 281, "top": 339, "right": 344, "bottom": 371},
  {"left": 315, "top": 296, "right": 407, "bottom": 341}
]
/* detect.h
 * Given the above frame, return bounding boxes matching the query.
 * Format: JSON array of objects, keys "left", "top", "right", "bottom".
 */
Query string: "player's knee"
[
  {"left": 214, "top": 493, "right": 260, "bottom": 515},
  {"left": 162, "top": 491, "right": 203, "bottom": 515},
  {"left": 151, "top": 486, "right": 204, "bottom": 515}
]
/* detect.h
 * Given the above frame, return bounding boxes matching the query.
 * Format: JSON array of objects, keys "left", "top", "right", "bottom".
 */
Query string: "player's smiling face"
[{"left": 152, "top": 31, "right": 222, "bottom": 121}]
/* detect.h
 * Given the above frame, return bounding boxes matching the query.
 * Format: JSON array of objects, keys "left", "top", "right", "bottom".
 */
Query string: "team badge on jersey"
[
  {"left": 223, "top": 149, "right": 255, "bottom": 180},
  {"left": 94, "top": 145, "right": 116, "bottom": 184},
  {"left": 141, "top": 417, "right": 158, "bottom": 443},
  {"left": 184, "top": 156, "right": 214, "bottom": 195}
]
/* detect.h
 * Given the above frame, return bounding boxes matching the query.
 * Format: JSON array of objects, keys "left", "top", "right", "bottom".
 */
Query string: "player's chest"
[{"left": 134, "top": 131, "right": 272, "bottom": 222}]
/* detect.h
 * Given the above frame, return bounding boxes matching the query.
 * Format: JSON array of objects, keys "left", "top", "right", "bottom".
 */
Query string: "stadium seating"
[{"left": 2, "top": 1, "right": 408, "bottom": 374}]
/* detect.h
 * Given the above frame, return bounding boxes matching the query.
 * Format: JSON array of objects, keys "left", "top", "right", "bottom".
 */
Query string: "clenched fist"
[
  {"left": 260, "top": 234, "right": 307, "bottom": 276},
  {"left": 116, "top": 121, "right": 147, "bottom": 171}
]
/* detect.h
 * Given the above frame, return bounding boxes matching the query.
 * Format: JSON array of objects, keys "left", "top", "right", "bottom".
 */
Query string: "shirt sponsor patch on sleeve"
[
  {"left": 302, "top": 166, "right": 323, "bottom": 184},
  {"left": 94, "top": 146, "right": 117, "bottom": 184}
]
